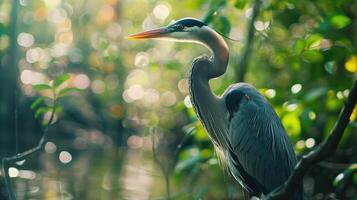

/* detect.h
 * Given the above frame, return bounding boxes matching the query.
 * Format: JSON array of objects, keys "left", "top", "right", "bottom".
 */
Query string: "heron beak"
[{"left": 127, "top": 28, "right": 170, "bottom": 40}]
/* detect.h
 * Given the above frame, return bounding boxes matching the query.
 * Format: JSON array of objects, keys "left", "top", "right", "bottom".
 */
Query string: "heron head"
[{"left": 127, "top": 18, "right": 210, "bottom": 43}]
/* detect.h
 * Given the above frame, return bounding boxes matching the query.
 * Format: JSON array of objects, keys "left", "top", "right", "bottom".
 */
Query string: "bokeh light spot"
[
  {"left": 9, "top": 167, "right": 19, "bottom": 178},
  {"left": 305, "top": 138, "right": 315, "bottom": 148},
  {"left": 345, "top": 55, "right": 357, "bottom": 73},
  {"left": 287, "top": 103, "right": 298, "bottom": 112},
  {"left": 110, "top": 104, "right": 122, "bottom": 118},
  {"left": 291, "top": 84, "right": 302, "bottom": 94},
  {"left": 127, "top": 135, "right": 143, "bottom": 149},
  {"left": 127, "top": 84, "right": 145, "bottom": 100},
  {"left": 254, "top": 21, "right": 270, "bottom": 31},
  {"left": 59, "top": 151, "right": 72, "bottom": 164},
  {"left": 184, "top": 96, "right": 192, "bottom": 108},
  {"left": 161, "top": 91, "right": 176, "bottom": 107},
  {"left": 265, "top": 89, "right": 276, "bottom": 99},
  {"left": 144, "top": 88, "right": 160, "bottom": 104},
  {"left": 20, "top": 70, "right": 46, "bottom": 85},
  {"left": 26, "top": 47, "right": 45, "bottom": 63},
  {"left": 295, "top": 140, "right": 305, "bottom": 150},
  {"left": 153, "top": 4, "right": 170, "bottom": 20},
  {"left": 74, "top": 74, "right": 90, "bottom": 89},
  {"left": 96, "top": 5, "right": 114, "bottom": 23},
  {"left": 91, "top": 79, "right": 105, "bottom": 94},
  {"left": 17, "top": 32, "right": 34, "bottom": 47},
  {"left": 45, "top": 141, "right": 57, "bottom": 154},
  {"left": 308, "top": 111, "right": 316, "bottom": 120},
  {"left": 0, "top": 35, "right": 10, "bottom": 50},
  {"left": 134, "top": 52, "right": 150, "bottom": 67}
]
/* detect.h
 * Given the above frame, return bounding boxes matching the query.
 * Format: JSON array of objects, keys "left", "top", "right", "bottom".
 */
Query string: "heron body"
[{"left": 128, "top": 18, "right": 302, "bottom": 199}]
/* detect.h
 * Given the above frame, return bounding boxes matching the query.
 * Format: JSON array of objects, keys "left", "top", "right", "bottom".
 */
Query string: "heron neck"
[
  {"left": 188, "top": 30, "right": 230, "bottom": 149},
  {"left": 201, "top": 27, "right": 229, "bottom": 79}
]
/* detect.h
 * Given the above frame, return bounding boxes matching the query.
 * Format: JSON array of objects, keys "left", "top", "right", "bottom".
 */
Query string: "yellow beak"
[{"left": 127, "top": 28, "right": 170, "bottom": 40}]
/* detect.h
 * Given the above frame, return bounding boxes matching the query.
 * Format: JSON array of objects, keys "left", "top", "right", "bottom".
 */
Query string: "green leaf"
[
  {"left": 305, "top": 34, "right": 322, "bottom": 48},
  {"left": 330, "top": 15, "right": 351, "bottom": 29},
  {"left": 282, "top": 113, "right": 301, "bottom": 138},
  {"left": 34, "top": 107, "right": 48, "bottom": 119},
  {"left": 202, "top": 0, "right": 226, "bottom": 23},
  {"left": 30, "top": 97, "right": 44, "bottom": 110},
  {"left": 293, "top": 39, "right": 305, "bottom": 55},
  {"left": 58, "top": 88, "right": 82, "bottom": 98},
  {"left": 304, "top": 87, "right": 327, "bottom": 102},
  {"left": 211, "top": 16, "right": 231, "bottom": 36},
  {"left": 175, "top": 155, "right": 202, "bottom": 172},
  {"left": 234, "top": 0, "right": 248, "bottom": 9},
  {"left": 32, "top": 84, "right": 52, "bottom": 91},
  {"left": 219, "top": 16, "right": 231, "bottom": 36},
  {"left": 53, "top": 74, "right": 70, "bottom": 88},
  {"left": 54, "top": 105, "right": 63, "bottom": 113},
  {"left": 302, "top": 50, "right": 323, "bottom": 63}
]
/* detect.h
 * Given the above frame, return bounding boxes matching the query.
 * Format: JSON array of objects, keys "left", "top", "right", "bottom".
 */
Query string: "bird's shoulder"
[{"left": 192, "top": 55, "right": 212, "bottom": 66}]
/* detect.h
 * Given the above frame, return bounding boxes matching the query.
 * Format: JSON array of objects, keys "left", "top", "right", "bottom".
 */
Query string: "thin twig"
[
  {"left": 151, "top": 131, "right": 171, "bottom": 200},
  {"left": 2, "top": 98, "right": 57, "bottom": 200},
  {"left": 265, "top": 77, "right": 357, "bottom": 199},
  {"left": 236, "top": 0, "right": 262, "bottom": 82}
]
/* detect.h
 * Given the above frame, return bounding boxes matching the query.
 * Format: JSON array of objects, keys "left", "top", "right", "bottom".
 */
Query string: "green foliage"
[
  {"left": 53, "top": 73, "right": 71, "bottom": 88},
  {"left": 234, "top": 0, "right": 248, "bottom": 10},
  {"left": 30, "top": 73, "right": 82, "bottom": 126},
  {"left": 330, "top": 14, "right": 351, "bottom": 29},
  {"left": 0, "top": 0, "right": 356, "bottom": 199},
  {"left": 32, "top": 84, "right": 52, "bottom": 91}
]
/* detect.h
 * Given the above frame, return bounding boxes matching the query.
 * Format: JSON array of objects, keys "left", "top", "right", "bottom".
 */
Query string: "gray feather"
[{"left": 225, "top": 83, "right": 298, "bottom": 196}]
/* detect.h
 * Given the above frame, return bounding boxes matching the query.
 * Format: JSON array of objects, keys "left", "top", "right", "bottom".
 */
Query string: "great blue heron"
[{"left": 128, "top": 18, "right": 302, "bottom": 199}]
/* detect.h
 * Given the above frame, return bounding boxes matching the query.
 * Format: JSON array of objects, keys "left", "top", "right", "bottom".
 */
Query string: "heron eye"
[{"left": 176, "top": 24, "right": 184, "bottom": 31}]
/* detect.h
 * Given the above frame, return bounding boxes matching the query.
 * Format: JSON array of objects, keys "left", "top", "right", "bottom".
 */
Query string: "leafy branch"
[
  {"left": 236, "top": 0, "right": 262, "bottom": 82},
  {"left": 2, "top": 73, "right": 81, "bottom": 200},
  {"left": 264, "top": 76, "right": 357, "bottom": 199}
]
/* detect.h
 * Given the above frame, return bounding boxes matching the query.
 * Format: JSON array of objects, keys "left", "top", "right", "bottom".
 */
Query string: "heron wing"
[{"left": 228, "top": 99, "right": 297, "bottom": 194}]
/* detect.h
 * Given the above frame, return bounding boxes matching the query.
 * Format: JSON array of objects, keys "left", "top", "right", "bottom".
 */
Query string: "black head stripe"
[{"left": 174, "top": 18, "right": 207, "bottom": 28}]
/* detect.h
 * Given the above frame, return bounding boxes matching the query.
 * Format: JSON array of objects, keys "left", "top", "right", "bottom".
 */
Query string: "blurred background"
[{"left": 0, "top": 0, "right": 356, "bottom": 199}]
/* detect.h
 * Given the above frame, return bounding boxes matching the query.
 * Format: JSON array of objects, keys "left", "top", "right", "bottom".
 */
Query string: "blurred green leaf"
[
  {"left": 32, "top": 84, "right": 52, "bottom": 91},
  {"left": 202, "top": 0, "right": 226, "bottom": 23},
  {"left": 304, "top": 87, "right": 327, "bottom": 102},
  {"left": 349, "top": 122, "right": 357, "bottom": 128},
  {"left": 53, "top": 74, "right": 70, "bottom": 88},
  {"left": 326, "top": 96, "right": 342, "bottom": 111},
  {"left": 282, "top": 113, "right": 301, "bottom": 138},
  {"left": 30, "top": 97, "right": 44, "bottom": 110},
  {"left": 330, "top": 15, "right": 351, "bottom": 29},
  {"left": 305, "top": 34, "right": 322, "bottom": 49},
  {"left": 211, "top": 16, "right": 231, "bottom": 36},
  {"left": 234, "top": 0, "right": 248, "bottom": 9},
  {"left": 175, "top": 155, "right": 202, "bottom": 172},
  {"left": 58, "top": 88, "right": 82, "bottom": 98},
  {"left": 34, "top": 107, "right": 48, "bottom": 119},
  {"left": 293, "top": 39, "right": 305, "bottom": 55},
  {"left": 182, "top": 123, "right": 196, "bottom": 135},
  {"left": 302, "top": 50, "right": 323, "bottom": 63}
]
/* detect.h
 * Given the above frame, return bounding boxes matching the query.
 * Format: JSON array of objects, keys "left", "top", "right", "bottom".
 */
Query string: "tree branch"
[
  {"left": 2, "top": 98, "right": 57, "bottom": 200},
  {"left": 236, "top": 0, "right": 262, "bottom": 82},
  {"left": 265, "top": 76, "right": 357, "bottom": 199}
]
